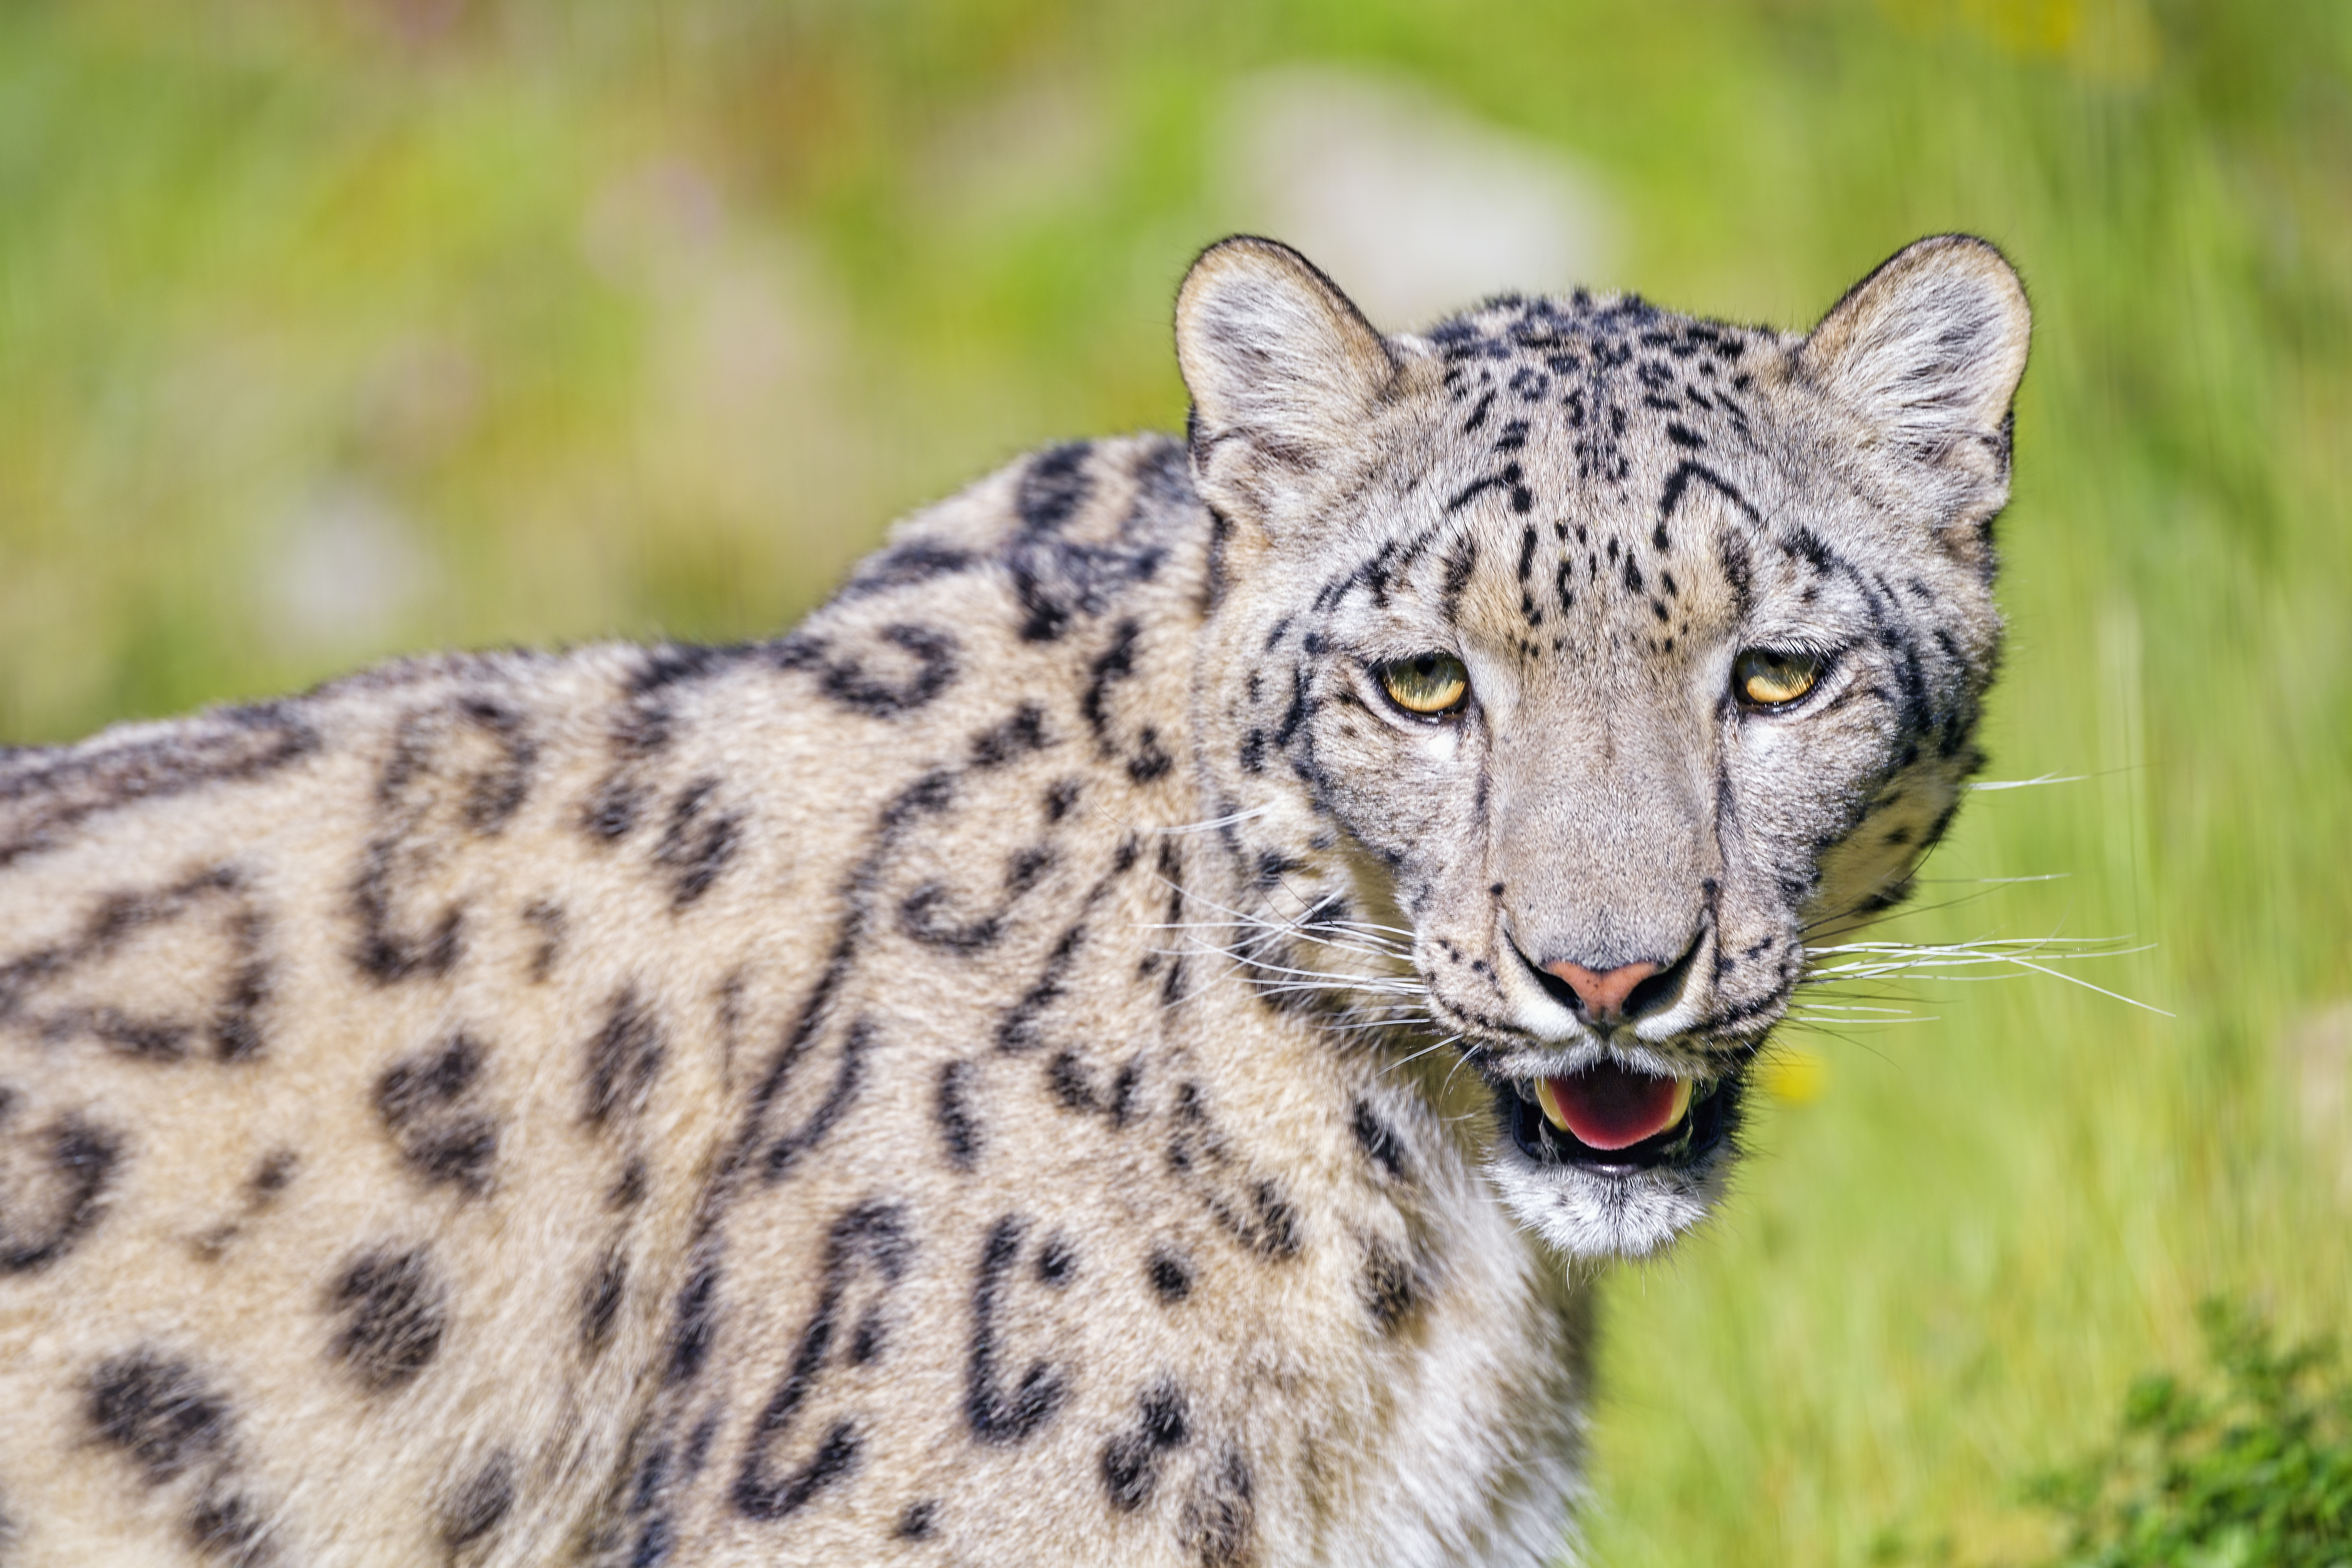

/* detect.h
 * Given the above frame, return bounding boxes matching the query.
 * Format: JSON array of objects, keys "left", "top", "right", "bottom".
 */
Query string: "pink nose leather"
[{"left": 1542, "top": 960, "right": 1660, "bottom": 1024}]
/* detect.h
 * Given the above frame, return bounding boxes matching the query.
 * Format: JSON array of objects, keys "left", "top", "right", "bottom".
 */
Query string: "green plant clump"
[{"left": 2028, "top": 1302, "right": 2352, "bottom": 1568}]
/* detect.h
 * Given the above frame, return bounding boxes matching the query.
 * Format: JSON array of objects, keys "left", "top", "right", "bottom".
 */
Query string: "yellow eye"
[
  {"left": 1735, "top": 649, "right": 1824, "bottom": 708},
  {"left": 1379, "top": 653, "right": 1470, "bottom": 716}
]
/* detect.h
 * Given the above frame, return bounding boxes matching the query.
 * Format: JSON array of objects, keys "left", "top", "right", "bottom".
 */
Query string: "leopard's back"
[{"left": 0, "top": 640, "right": 837, "bottom": 1562}]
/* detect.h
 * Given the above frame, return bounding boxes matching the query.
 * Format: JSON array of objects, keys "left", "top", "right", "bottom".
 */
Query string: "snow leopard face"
[{"left": 1178, "top": 235, "right": 2029, "bottom": 1256}]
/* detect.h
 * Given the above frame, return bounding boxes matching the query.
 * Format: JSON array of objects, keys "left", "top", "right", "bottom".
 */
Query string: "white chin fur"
[{"left": 1484, "top": 1149, "right": 1725, "bottom": 1259}]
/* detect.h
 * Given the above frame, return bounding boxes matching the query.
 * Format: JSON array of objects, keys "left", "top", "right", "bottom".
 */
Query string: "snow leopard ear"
[
  {"left": 1175, "top": 236, "right": 1397, "bottom": 524},
  {"left": 1799, "top": 234, "right": 2031, "bottom": 523}
]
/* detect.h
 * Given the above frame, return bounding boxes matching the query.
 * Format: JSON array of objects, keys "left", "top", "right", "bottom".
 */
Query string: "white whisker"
[
  {"left": 1969, "top": 772, "right": 2089, "bottom": 791},
  {"left": 1799, "top": 932, "right": 2169, "bottom": 1016},
  {"left": 1787, "top": 1003, "right": 1921, "bottom": 1017},
  {"left": 1126, "top": 805, "right": 1274, "bottom": 834},
  {"left": 1909, "top": 873, "right": 2073, "bottom": 885}
]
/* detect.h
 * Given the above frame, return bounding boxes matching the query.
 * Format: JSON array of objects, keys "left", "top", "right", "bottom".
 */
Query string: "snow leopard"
[{"left": 0, "top": 233, "right": 2029, "bottom": 1566}]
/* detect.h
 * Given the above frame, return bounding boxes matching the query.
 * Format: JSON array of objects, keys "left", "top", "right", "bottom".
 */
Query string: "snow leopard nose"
[
  {"left": 1540, "top": 959, "right": 1658, "bottom": 1026},
  {"left": 1527, "top": 935, "right": 1701, "bottom": 1028}
]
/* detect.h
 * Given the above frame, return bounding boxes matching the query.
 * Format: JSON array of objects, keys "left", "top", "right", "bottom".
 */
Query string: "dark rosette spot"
[{"left": 326, "top": 1246, "right": 449, "bottom": 1391}]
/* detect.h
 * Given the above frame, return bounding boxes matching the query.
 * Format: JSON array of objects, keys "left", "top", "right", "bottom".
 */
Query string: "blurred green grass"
[{"left": 3, "top": 2, "right": 2347, "bottom": 1563}]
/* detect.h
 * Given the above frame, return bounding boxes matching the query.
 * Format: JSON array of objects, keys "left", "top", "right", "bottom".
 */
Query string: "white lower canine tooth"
[{"left": 1536, "top": 1077, "right": 1571, "bottom": 1130}]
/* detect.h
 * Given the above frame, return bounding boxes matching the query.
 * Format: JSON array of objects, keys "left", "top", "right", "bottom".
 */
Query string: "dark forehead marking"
[
  {"left": 1358, "top": 521, "right": 1448, "bottom": 610},
  {"left": 1782, "top": 525, "right": 1837, "bottom": 575},
  {"left": 1439, "top": 315, "right": 1766, "bottom": 518},
  {"left": 1443, "top": 461, "right": 1524, "bottom": 516},
  {"left": 1317, "top": 511, "right": 1480, "bottom": 617},
  {"left": 1317, "top": 302, "right": 1775, "bottom": 625},
  {"left": 1658, "top": 459, "right": 1762, "bottom": 529},
  {"left": 1432, "top": 300, "right": 1769, "bottom": 424}
]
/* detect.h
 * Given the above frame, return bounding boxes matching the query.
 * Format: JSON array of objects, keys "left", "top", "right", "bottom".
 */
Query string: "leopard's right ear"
[{"left": 1175, "top": 236, "right": 1396, "bottom": 524}]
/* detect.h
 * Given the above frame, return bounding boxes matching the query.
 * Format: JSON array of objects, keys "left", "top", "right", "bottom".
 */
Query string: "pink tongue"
[{"left": 1548, "top": 1064, "right": 1685, "bottom": 1151}]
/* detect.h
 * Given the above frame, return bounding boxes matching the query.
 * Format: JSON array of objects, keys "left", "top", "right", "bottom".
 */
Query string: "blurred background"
[{"left": 2, "top": 0, "right": 2346, "bottom": 1561}]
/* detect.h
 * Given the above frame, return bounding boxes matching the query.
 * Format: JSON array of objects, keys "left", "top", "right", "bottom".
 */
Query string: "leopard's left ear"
[
  {"left": 1175, "top": 236, "right": 1397, "bottom": 525},
  {"left": 1798, "top": 234, "right": 2031, "bottom": 523}
]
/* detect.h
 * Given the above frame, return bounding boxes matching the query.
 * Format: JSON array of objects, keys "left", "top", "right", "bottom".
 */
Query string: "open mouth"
[{"left": 1499, "top": 1060, "right": 1734, "bottom": 1172}]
